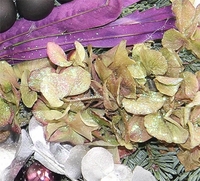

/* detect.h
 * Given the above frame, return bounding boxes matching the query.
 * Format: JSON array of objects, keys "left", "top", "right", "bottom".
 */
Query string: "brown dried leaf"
[
  {"left": 178, "top": 147, "right": 200, "bottom": 171},
  {"left": 176, "top": 71, "right": 199, "bottom": 100},
  {"left": 172, "top": 0, "right": 197, "bottom": 37},
  {"left": 160, "top": 48, "right": 184, "bottom": 77},
  {"left": 109, "top": 40, "right": 134, "bottom": 70}
]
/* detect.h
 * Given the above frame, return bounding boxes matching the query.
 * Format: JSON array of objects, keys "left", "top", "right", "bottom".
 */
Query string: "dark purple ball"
[
  {"left": 25, "top": 161, "right": 55, "bottom": 181},
  {"left": 57, "top": 0, "right": 73, "bottom": 4}
]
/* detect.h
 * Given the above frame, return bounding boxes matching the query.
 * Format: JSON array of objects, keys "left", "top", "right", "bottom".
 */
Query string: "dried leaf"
[
  {"left": 162, "top": 29, "right": 188, "bottom": 50},
  {"left": 80, "top": 109, "right": 99, "bottom": 127},
  {"left": 46, "top": 123, "right": 86, "bottom": 145},
  {"left": 172, "top": 0, "right": 197, "bottom": 37},
  {"left": 71, "top": 41, "right": 87, "bottom": 67},
  {"left": 178, "top": 147, "right": 200, "bottom": 171},
  {"left": 32, "top": 99, "right": 52, "bottom": 124},
  {"left": 127, "top": 61, "right": 147, "bottom": 79},
  {"left": 187, "top": 121, "right": 200, "bottom": 149},
  {"left": 128, "top": 115, "right": 152, "bottom": 142},
  {"left": 40, "top": 66, "right": 91, "bottom": 107},
  {"left": 109, "top": 40, "right": 134, "bottom": 70},
  {"left": 144, "top": 112, "right": 189, "bottom": 143},
  {"left": 28, "top": 67, "right": 55, "bottom": 92},
  {"left": 176, "top": 71, "right": 199, "bottom": 100},
  {"left": 160, "top": 48, "right": 184, "bottom": 77},
  {"left": 154, "top": 76, "right": 183, "bottom": 96},
  {"left": 187, "top": 91, "right": 200, "bottom": 108},
  {"left": 0, "top": 61, "right": 19, "bottom": 88},
  {"left": 47, "top": 42, "right": 71, "bottom": 67},
  {"left": 94, "top": 58, "right": 113, "bottom": 82},
  {"left": 133, "top": 44, "right": 168, "bottom": 76},
  {"left": 122, "top": 92, "right": 166, "bottom": 115},
  {"left": 67, "top": 112, "right": 98, "bottom": 142},
  {"left": 0, "top": 98, "right": 12, "bottom": 128},
  {"left": 12, "top": 58, "right": 51, "bottom": 79},
  {"left": 20, "top": 70, "right": 37, "bottom": 108}
]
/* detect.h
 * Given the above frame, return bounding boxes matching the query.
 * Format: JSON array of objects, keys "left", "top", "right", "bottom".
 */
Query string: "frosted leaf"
[
  {"left": 64, "top": 145, "right": 88, "bottom": 179},
  {"left": 101, "top": 164, "right": 133, "bottom": 181},
  {"left": 132, "top": 166, "right": 157, "bottom": 181},
  {"left": 81, "top": 147, "right": 114, "bottom": 181}
]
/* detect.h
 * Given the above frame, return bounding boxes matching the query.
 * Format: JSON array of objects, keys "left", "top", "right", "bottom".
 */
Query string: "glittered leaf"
[
  {"left": 128, "top": 115, "right": 152, "bottom": 142},
  {"left": 172, "top": 0, "right": 197, "bottom": 37},
  {"left": 162, "top": 29, "right": 188, "bottom": 50},
  {"left": 20, "top": 70, "right": 37, "bottom": 108},
  {"left": 0, "top": 98, "right": 12, "bottom": 128},
  {"left": 103, "top": 83, "right": 118, "bottom": 111},
  {"left": 160, "top": 48, "right": 184, "bottom": 77},
  {"left": 109, "top": 40, "right": 134, "bottom": 70},
  {"left": 80, "top": 109, "right": 99, "bottom": 127},
  {"left": 13, "top": 58, "right": 51, "bottom": 79},
  {"left": 41, "top": 66, "right": 91, "bottom": 107},
  {"left": 154, "top": 76, "right": 183, "bottom": 96},
  {"left": 32, "top": 99, "right": 51, "bottom": 124},
  {"left": 187, "top": 39, "right": 200, "bottom": 59},
  {"left": 94, "top": 59, "right": 113, "bottom": 82},
  {"left": 0, "top": 82, "right": 20, "bottom": 105},
  {"left": 187, "top": 91, "right": 200, "bottom": 108},
  {"left": 122, "top": 92, "right": 165, "bottom": 115},
  {"left": 67, "top": 112, "right": 98, "bottom": 142},
  {"left": 133, "top": 44, "right": 168, "bottom": 76},
  {"left": 0, "top": 61, "right": 19, "bottom": 88},
  {"left": 46, "top": 124, "right": 85, "bottom": 144},
  {"left": 33, "top": 99, "right": 70, "bottom": 123},
  {"left": 47, "top": 42, "right": 72, "bottom": 67},
  {"left": 70, "top": 41, "right": 87, "bottom": 67},
  {"left": 186, "top": 122, "right": 200, "bottom": 149},
  {"left": 144, "top": 112, "right": 189, "bottom": 143},
  {"left": 28, "top": 67, "right": 55, "bottom": 92},
  {"left": 176, "top": 71, "right": 199, "bottom": 100},
  {"left": 127, "top": 61, "right": 147, "bottom": 79}
]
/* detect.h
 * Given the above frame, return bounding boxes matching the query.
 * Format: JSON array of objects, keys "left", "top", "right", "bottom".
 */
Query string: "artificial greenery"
[
  {"left": 122, "top": 139, "right": 200, "bottom": 181},
  {"left": 121, "top": 0, "right": 172, "bottom": 17}
]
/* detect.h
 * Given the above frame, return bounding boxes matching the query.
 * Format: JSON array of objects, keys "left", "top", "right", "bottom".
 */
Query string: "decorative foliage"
[{"left": 0, "top": 1, "right": 175, "bottom": 62}]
